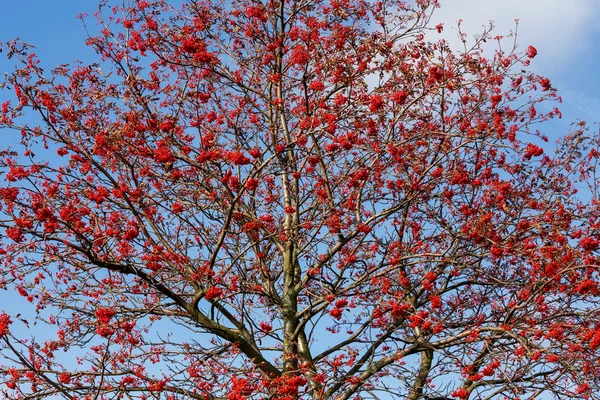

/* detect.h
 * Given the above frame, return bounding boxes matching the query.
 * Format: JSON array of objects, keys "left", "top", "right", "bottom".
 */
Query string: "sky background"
[
  {"left": 1, "top": 0, "right": 600, "bottom": 348},
  {"left": 0, "top": 0, "right": 598, "bottom": 320},
  {"left": 0, "top": 0, "right": 599, "bottom": 396},
  {"left": 433, "top": 0, "right": 600, "bottom": 125},
  {"left": 0, "top": 0, "right": 598, "bottom": 137}
]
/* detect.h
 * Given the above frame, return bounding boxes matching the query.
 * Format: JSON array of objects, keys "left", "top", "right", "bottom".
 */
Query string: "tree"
[{"left": 0, "top": 0, "right": 599, "bottom": 399}]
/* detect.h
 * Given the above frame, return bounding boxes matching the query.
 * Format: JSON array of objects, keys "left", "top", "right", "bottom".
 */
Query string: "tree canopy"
[{"left": 1, "top": 0, "right": 600, "bottom": 399}]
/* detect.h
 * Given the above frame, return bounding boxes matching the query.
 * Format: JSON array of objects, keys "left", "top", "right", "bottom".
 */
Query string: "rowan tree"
[{"left": 1, "top": 0, "right": 600, "bottom": 399}]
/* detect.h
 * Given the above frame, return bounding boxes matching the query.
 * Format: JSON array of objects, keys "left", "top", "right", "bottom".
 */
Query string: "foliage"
[{"left": 0, "top": 0, "right": 599, "bottom": 399}]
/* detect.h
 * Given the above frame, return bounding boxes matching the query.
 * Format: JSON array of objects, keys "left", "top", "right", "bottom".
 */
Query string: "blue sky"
[
  {"left": 433, "top": 0, "right": 600, "bottom": 126},
  {"left": 0, "top": 0, "right": 598, "bottom": 335},
  {"left": 0, "top": 1, "right": 95, "bottom": 68},
  {"left": 0, "top": 0, "right": 600, "bottom": 396},
  {"left": 1, "top": 0, "right": 598, "bottom": 139},
  {"left": 0, "top": 0, "right": 105, "bottom": 356}
]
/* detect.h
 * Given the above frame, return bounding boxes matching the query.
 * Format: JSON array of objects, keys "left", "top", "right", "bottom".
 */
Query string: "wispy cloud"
[{"left": 430, "top": 0, "right": 600, "bottom": 73}]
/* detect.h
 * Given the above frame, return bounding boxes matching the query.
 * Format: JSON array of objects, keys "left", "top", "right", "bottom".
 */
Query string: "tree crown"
[{"left": 0, "top": 0, "right": 599, "bottom": 399}]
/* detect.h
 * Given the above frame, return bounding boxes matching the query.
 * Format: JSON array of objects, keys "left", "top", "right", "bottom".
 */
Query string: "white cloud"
[{"left": 430, "top": 0, "right": 600, "bottom": 73}]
